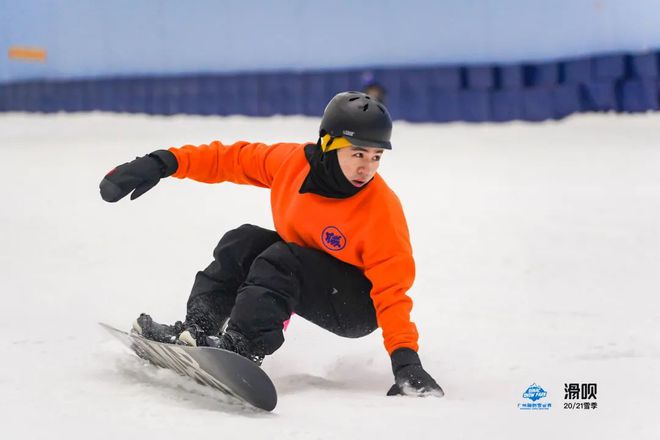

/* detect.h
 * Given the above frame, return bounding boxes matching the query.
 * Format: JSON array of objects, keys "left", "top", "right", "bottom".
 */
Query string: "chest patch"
[{"left": 321, "top": 226, "right": 346, "bottom": 251}]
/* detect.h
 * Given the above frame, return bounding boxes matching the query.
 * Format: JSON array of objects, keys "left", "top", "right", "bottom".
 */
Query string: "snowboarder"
[{"left": 99, "top": 91, "right": 444, "bottom": 397}]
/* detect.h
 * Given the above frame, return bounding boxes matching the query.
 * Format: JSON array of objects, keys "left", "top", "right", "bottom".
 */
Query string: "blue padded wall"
[{"left": 1, "top": 49, "right": 659, "bottom": 122}]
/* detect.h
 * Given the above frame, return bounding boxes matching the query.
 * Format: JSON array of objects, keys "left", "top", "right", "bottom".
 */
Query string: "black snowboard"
[{"left": 99, "top": 322, "right": 277, "bottom": 411}]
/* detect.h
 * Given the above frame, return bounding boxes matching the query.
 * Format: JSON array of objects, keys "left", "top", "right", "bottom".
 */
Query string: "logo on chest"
[{"left": 321, "top": 226, "right": 347, "bottom": 251}]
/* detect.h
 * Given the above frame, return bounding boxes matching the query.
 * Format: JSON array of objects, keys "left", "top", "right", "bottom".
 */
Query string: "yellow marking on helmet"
[{"left": 321, "top": 134, "right": 352, "bottom": 153}]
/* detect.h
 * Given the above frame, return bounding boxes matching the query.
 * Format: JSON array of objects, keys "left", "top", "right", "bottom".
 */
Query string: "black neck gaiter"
[{"left": 299, "top": 142, "right": 370, "bottom": 199}]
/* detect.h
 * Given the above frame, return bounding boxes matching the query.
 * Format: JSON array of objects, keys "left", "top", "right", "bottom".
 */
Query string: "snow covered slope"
[{"left": 0, "top": 112, "right": 658, "bottom": 439}]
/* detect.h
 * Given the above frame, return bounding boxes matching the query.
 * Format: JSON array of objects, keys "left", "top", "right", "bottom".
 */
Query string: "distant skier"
[{"left": 99, "top": 91, "right": 444, "bottom": 397}]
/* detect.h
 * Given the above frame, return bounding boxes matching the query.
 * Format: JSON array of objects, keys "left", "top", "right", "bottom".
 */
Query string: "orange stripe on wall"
[{"left": 8, "top": 46, "right": 47, "bottom": 62}]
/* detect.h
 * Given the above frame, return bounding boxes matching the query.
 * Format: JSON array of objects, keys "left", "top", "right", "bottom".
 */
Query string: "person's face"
[{"left": 336, "top": 145, "right": 384, "bottom": 187}]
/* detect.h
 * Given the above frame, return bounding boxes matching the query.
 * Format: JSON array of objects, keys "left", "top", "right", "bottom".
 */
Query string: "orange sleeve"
[
  {"left": 363, "top": 194, "right": 419, "bottom": 355},
  {"left": 168, "top": 140, "right": 300, "bottom": 188}
]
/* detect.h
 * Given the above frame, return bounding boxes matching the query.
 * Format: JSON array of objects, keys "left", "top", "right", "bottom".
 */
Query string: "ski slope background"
[{"left": 1, "top": 111, "right": 658, "bottom": 439}]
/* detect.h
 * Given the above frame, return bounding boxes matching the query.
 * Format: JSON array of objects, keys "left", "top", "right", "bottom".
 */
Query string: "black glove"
[
  {"left": 99, "top": 150, "right": 178, "bottom": 202},
  {"left": 387, "top": 348, "right": 444, "bottom": 397}
]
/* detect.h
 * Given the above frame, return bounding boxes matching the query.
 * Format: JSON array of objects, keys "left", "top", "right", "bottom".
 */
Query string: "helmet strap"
[{"left": 320, "top": 134, "right": 351, "bottom": 153}]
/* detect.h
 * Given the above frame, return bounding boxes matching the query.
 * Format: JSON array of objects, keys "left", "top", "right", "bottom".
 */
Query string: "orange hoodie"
[{"left": 169, "top": 140, "right": 418, "bottom": 355}]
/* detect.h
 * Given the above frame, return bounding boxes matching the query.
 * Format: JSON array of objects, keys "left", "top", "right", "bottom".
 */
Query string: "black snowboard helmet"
[{"left": 319, "top": 91, "right": 393, "bottom": 150}]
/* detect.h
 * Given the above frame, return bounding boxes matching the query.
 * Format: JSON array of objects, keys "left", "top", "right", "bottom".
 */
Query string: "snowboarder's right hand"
[
  {"left": 386, "top": 348, "right": 445, "bottom": 397},
  {"left": 99, "top": 150, "right": 178, "bottom": 202}
]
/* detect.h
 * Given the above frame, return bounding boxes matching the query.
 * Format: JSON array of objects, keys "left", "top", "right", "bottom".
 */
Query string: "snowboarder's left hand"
[{"left": 387, "top": 348, "right": 444, "bottom": 397}]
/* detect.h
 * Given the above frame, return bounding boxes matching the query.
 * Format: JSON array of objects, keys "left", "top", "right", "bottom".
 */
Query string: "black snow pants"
[{"left": 185, "top": 224, "right": 378, "bottom": 357}]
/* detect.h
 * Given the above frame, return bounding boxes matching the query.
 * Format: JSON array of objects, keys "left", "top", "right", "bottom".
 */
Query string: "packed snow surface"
[{"left": 1, "top": 112, "right": 658, "bottom": 439}]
